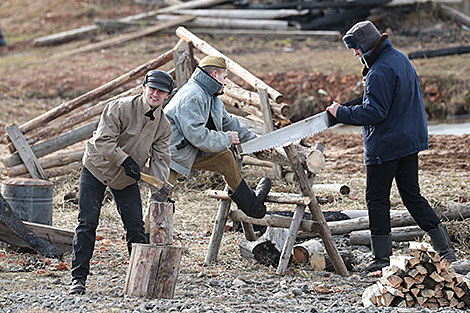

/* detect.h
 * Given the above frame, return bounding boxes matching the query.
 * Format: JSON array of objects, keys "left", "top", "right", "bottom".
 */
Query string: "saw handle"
[{"left": 140, "top": 172, "right": 164, "bottom": 189}]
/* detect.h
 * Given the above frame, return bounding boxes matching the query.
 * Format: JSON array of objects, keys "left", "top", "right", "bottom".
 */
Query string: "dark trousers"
[
  {"left": 366, "top": 153, "right": 440, "bottom": 236},
  {"left": 71, "top": 166, "right": 146, "bottom": 281}
]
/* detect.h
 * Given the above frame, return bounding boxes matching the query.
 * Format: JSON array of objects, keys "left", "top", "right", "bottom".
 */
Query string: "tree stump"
[{"left": 123, "top": 243, "right": 183, "bottom": 299}]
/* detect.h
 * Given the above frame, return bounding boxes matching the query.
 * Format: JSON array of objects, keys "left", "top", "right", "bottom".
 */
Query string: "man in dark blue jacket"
[{"left": 327, "top": 21, "right": 456, "bottom": 272}]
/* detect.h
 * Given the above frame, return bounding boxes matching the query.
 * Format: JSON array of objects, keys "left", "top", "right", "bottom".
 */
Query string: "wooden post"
[
  {"left": 205, "top": 185, "right": 232, "bottom": 265},
  {"left": 283, "top": 144, "right": 349, "bottom": 276},
  {"left": 148, "top": 202, "right": 174, "bottom": 245},
  {"left": 6, "top": 124, "right": 47, "bottom": 180},
  {"left": 277, "top": 205, "right": 307, "bottom": 274},
  {"left": 258, "top": 88, "right": 283, "bottom": 179},
  {"left": 123, "top": 243, "right": 183, "bottom": 299},
  {"left": 186, "top": 41, "right": 197, "bottom": 73},
  {"left": 173, "top": 41, "right": 189, "bottom": 88}
]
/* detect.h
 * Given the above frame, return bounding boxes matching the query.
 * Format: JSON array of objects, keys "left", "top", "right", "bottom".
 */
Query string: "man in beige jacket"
[{"left": 70, "top": 70, "right": 174, "bottom": 295}]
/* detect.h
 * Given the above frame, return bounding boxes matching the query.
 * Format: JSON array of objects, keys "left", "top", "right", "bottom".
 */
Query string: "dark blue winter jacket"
[{"left": 336, "top": 37, "right": 429, "bottom": 165}]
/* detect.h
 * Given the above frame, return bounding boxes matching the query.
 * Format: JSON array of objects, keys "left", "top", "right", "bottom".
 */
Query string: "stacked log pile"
[{"left": 363, "top": 242, "right": 470, "bottom": 309}]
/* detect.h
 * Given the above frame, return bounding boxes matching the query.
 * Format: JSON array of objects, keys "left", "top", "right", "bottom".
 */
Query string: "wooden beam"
[
  {"left": 6, "top": 124, "right": 47, "bottom": 180},
  {"left": 173, "top": 8, "right": 310, "bottom": 19},
  {"left": 175, "top": 26, "right": 284, "bottom": 103},
  {"left": 0, "top": 194, "right": 63, "bottom": 258},
  {"left": 229, "top": 209, "right": 319, "bottom": 233},
  {"left": 207, "top": 190, "right": 311, "bottom": 205}
]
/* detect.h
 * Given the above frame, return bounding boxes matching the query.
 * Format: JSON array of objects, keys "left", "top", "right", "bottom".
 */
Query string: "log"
[
  {"left": 173, "top": 40, "right": 189, "bottom": 89},
  {"left": 207, "top": 190, "right": 311, "bottom": 206},
  {"left": 52, "top": 15, "right": 195, "bottom": 59},
  {"left": 283, "top": 143, "right": 349, "bottom": 276},
  {"left": 175, "top": 27, "right": 283, "bottom": 103},
  {"left": 440, "top": 4, "right": 470, "bottom": 27},
  {"left": 408, "top": 45, "right": 470, "bottom": 60},
  {"left": 238, "top": 227, "right": 289, "bottom": 267},
  {"left": 305, "top": 146, "right": 325, "bottom": 174},
  {"left": 4, "top": 120, "right": 98, "bottom": 168},
  {"left": 16, "top": 49, "right": 175, "bottom": 135},
  {"left": 32, "top": 0, "right": 226, "bottom": 46},
  {"left": 311, "top": 184, "right": 350, "bottom": 195},
  {"left": 39, "top": 162, "right": 82, "bottom": 179},
  {"left": 229, "top": 209, "right": 320, "bottom": 233},
  {"left": 23, "top": 86, "right": 141, "bottom": 146},
  {"left": 350, "top": 226, "right": 424, "bottom": 246},
  {"left": 328, "top": 202, "right": 470, "bottom": 235},
  {"left": 157, "top": 14, "right": 290, "bottom": 30},
  {"left": 173, "top": 9, "right": 309, "bottom": 19},
  {"left": 7, "top": 149, "right": 84, "bottom": 177},
  {"left": 291, "top": 239, "right": 323, "bottom": 264},
  {"left": 309, "top": 252, "right": 355, "bottom": 272},
  {"left": 178, "top": 28, "right": 341, "bottom": 38},
  {"left": 0, "top": 193, "right": 63, "bottom": 258},
  {"left": 0, "top": 220, "right": 73, "bottom": 253},
  {"left": 124, "top": 243, "right": 183, "bottom": 299},
  {"left": 148, "top": 202, "right": 174, "bottom": 245}
]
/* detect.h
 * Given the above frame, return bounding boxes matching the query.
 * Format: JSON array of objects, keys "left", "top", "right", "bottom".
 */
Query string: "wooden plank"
[
  {"left": 0, "top": 194, "right": 63, "bottom": 257},
  {"left": 0, "top": 220, "right": 73, "bottom": 253},
  {"left": 6, "top": 124, "right": 47, "bottom": 180},
  {"left": 258, "top": 88, "right": 283, "bottom": 180},
  {"left": 179, "top": 28, "right": 341, "bottom": 38},
  {"left": 173, "top": 40, "right": 189, "bottom": 88},
  {"left": 277, "top": 205, "right": 306, "bottom": 274}
]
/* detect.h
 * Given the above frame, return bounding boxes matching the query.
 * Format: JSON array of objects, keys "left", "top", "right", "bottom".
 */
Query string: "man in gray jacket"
[
  {"left": 70, "top": 70, "right": 174, "bottom": 295},
  {"left": 164, "top": 56, "right": 271, "bottom": 219}
]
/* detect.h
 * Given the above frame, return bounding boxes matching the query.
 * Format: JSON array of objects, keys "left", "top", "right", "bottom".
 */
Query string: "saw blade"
[{"left": 241, "top": 111, "right": 338, "bottom": 155}]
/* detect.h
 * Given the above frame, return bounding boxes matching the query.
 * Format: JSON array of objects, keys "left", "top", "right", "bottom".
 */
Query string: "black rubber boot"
[
  {"left": 428, "top": 223, "right": 457, "bottom": 262},
  {"left": 364, "top": 234, "right": 392, "bottom": 272},
  {"left": 229, "top": 178, "right": 271, "bottom": 219}
]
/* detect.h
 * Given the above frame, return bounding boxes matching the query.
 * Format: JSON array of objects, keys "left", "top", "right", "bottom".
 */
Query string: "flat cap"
[{"left": 199, "top": 56, "right": 227, "bottom": 69}]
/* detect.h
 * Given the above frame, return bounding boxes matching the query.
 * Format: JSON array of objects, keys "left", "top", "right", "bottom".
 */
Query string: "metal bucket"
[{"left": 1, "top": 178, "right": 54, "bottom": 225}]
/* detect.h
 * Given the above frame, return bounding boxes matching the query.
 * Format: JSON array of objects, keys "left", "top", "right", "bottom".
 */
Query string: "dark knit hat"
[
  {"left": 143, "top": 70, "right": 174, "bottom": 94},
  {"left": 342, "top": 21, "right": 380, "bottom": 53}
]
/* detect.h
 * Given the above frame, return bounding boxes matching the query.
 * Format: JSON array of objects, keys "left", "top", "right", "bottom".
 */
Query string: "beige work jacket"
[{"left": 83, "top": 95, "right": 171, "bottom": 190}]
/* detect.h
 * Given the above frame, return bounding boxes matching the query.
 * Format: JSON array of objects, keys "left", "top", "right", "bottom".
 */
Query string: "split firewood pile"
[{"left": 363, "top": 242, "right": 470, "bottom": 309}]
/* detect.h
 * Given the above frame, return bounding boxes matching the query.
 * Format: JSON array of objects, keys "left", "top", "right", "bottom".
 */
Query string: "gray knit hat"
[{"left": 342, "top": 21, "right": 380, "bottom": 53}]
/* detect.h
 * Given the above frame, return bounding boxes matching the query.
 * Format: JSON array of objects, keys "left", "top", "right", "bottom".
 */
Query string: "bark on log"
[
  {"left": 440, "top": 4, "right": 470, "bottom": 27},
  {"left": 124, "top": 243, "right": 183, "bottom": 299},
  {"left": 350, "top": 226, "right": 425, "bottom": 246},
  {"left": 309, "top": 252, "right": 356, "bottom": 272},
  {"left": 7, "top": 149, "right": 84, "bottom": 177},
  {"left": 229, "top": 209, "right": 320, "bottom": 233},
  {"left": 148, "top": 202, "right": 174, "bottom": 245},
  {"left": 32, "top": 0, "right": 226, "bottom": 46},
  {"left": 174, "top": 9, "right": 309, "bottom": 19},
  {"left": 4, "top": 120, "right": 98, "bottom": 168},
  {"left": 0, "top": 193, "right": 63, "bottom": 258},
  {"left": 175, "top": 28, "right": 341, "bottom": 38},
  {"left": 39, "top": 162, "right": 82, "bottom": 179},
  {"left": 53, "top": 16, "right": 195, "bottom": 59},
  {"left": 225, "top": 78, "right": 291, "bottom": 119},
  {"left": 207, "top": 190, "right": 311, "bottom": 205},
  {"left": 157, "top": 15, "right": 290, "bottom": 30},
  {"left": 238, "top": 227, "right": 289, "bottom": 267},
  {"left": 16, "top": 49, "right": 174, "bottom": 135},
  {"left": 175, "top": 27, "right": 283, "bottom": 103},
  {"left": 328, "top": 202, "right": 470, "bottom": 235},
  {"left": 291, "top": 239, "right": 323, "bottom": 264},
  {"left": 23, "top": 85, "right": 141, "bottom": 146},
  {"left": 408, "top": 46, "right": 470, "bottom": 60},
  {"left": 311, "top": 184, "right": 350, "bottom": 195},
  {"left": 0, "top": 220, "right": 73, "bottom": 253}
]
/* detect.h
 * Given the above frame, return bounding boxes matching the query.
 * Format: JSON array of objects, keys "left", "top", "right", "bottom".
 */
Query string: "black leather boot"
[
  {"left": 229, "top": 178, "right": 271, "bottom": 219},
  {"left": 428, "top": 223, "right": 456, "bottom": 262},
  {"left": 364, "top": 234, "right": 392, "bottom": 272}
]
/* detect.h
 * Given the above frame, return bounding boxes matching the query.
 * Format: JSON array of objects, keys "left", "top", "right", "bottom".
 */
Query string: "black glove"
[{"left": 121, "top": 156, "right": 140, "bottom": 181}]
